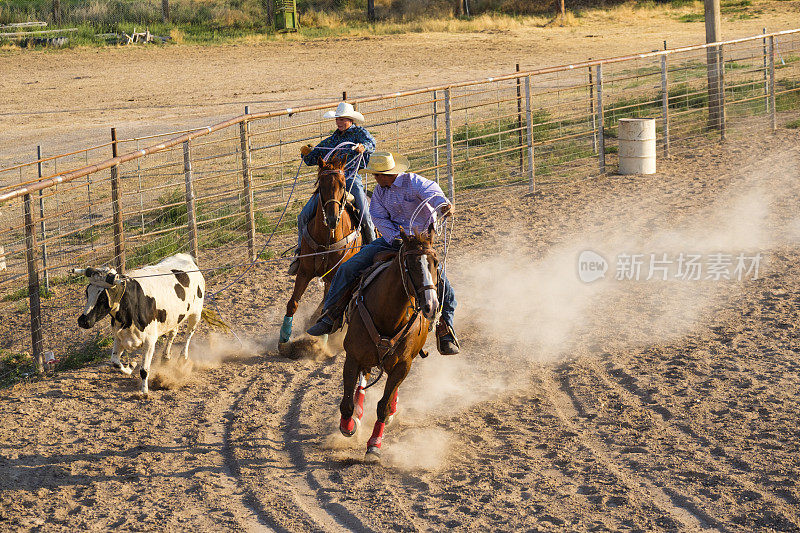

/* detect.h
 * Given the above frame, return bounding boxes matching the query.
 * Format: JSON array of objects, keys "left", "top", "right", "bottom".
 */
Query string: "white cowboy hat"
[
  {"left": 322, "top": 102, "right": 365, "bottom": 125},
  {"left": 361, "top": 151, "right": 410, "bottom": 175}
]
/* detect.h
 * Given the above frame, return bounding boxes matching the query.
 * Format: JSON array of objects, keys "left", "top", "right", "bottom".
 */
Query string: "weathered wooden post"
[
  {"left": 524, "top": 75, "right": 535, "bottom": 194},
  {"left": 444, "top": 88, "right": 455, "bottom": 202},
  {"left": 162, "top": 0, "right": 170, "bottom": 22},
  {"left": 661, "top": 54, "right": 670, "bottom": 158},
  {"left": 719, "top": 45, "right": 726, "bottom": 140},
  {"left": 769, "top": 35, "right": 776, "bottom": 131},
  {"left": 183, "top": 140, "right": 200, "bottom": 259},
  {"left": 516, "top": 63, "right": 524, "bottom": 173},
  {"left": 596, "top": 63, "right": 606, "bottom": 174},
  {"left": 589, "top": 60, "right": 597, "bottom": 154},
  {"left": 23, "top": 193, "right": 44, "bottom": 373},
  {"left": 240, "top": 107, "right": 257, "bottom": 261},
  {"left": 52, "top": 0, "right": 61, "bottom": 24},
  {"left": 36, "top": 146, "right": 50, "bottom": 292},
  {"left": 433, "top": 90, "right": 440, "bottom": 184},
  {"left": 110, "top": 128, "right": 126, "bottom": 272},
  {"left": 763, "top": 28, "right": 769, "bottom": 113},
  {"left": 705, "top": 0, "right": 722, "bottom": 131}
]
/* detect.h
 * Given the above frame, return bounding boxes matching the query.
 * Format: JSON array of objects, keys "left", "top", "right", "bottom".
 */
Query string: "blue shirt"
[
  {"left": 301, "top": 125, "right": 376, "bottom": 180},
  {"left": 369, "top": 172, "right": 451, "bottom": 242}
]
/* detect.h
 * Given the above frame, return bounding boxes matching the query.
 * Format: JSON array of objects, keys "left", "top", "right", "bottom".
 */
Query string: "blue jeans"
[
  {"left": 297, "top": 175, "right": 376, "bottom": 250},
  {"left": 322, "top": 237, "right": 456, "bottom": 329}
]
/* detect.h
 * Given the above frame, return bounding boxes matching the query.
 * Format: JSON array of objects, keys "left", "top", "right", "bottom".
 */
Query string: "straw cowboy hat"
[
  {"left": 323, "top": 102, "right": 365, "bottom": 125},
  {"left": 361, "top": 151, "right": 410, "bottom": 175}
]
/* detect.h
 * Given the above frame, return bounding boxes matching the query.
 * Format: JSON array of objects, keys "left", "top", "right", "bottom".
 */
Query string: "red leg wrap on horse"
[
  {"left": 389, "top": 392, "right": 398, "bottom": 416},
  {"left": 367, "top": 421, "right": 385, "bottom": 448},
  {"left": 355, "top": 387, "right": 365, "bottom": 419},
  {"left": 340, "top": 417, "right": 355, "bottom": 434}
]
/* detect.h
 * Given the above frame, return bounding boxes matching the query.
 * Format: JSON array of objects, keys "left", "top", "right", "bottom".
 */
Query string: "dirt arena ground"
[
  {"left": 1, "top": 126, "right": 799, "bottom": 531},
  {"left": 3, "top": 6, "right": 800, "bottom": 532},
  {"left": 2, "top": 3, "right": 800, "bottom": 168}
]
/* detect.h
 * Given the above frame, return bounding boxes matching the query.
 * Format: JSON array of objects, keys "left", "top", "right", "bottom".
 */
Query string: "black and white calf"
[{"left": 74, "top": 253, "right": 205, "bottom": 396}]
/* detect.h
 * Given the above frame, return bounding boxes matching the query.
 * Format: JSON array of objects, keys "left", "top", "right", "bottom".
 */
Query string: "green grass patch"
[
  {"left": 0, "top": 334, "right": 115, "bottom": 389},
  {"left": 127, "top": 232, "right": 182, "bottom": 269},
  {"left": 0, "top": 349, "right": 37, "bottom": 389},
  {"left": 677, "top": 13, "right": 703, "bottom": 22},
  {"left": 2, "top": 285, "right": 53, "bottom": 303},
  {"left": 785, "top": 118, "right": 800, "bottom": 129},
  {"left": 64, "top": 226, "right": 101, "bottom": 245},
  {"left": 56, "top": 334, "right": 114, "bottom": 371}
]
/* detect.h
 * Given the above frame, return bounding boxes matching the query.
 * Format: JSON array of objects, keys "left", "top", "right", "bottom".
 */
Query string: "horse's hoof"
[
  {"left": 339, "top": 416, "right": 360, "bottom": 437},
  {"left": 365, "top": 446, "right": 382, "bottom": 462},
  {"left": 277, "top": 341, "right": 291, "bottom": 357}
]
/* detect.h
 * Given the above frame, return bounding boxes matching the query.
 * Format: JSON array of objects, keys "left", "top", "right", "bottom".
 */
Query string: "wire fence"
[{"left": 1, "top": 28, "right": 800, "bottom": 380}]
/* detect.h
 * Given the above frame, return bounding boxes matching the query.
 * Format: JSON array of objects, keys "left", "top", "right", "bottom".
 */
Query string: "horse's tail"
[{"left": 201, "top": 308, "right": 231, "bottom": 333}]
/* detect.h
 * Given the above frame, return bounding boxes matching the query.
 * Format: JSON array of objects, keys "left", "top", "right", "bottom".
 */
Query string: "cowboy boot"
[{"left": 436, "top": 319, "right": 460, "bottom": 355}]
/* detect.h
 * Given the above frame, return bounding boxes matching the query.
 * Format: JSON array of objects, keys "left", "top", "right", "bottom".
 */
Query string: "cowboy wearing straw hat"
[
  {"left": 288, "top": 101, "right": 377, "bottom": 275},
  {"left": 307, "top": 151, "right": 460, "bottom": 355}
]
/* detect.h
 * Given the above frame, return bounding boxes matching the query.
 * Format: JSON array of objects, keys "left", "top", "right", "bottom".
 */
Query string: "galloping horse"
[
  {"left": 338, "top": 228, "right": 440, "bottom": 462},
  {"left": 280, "top": 155, "right": 362, "bottom": 345}
]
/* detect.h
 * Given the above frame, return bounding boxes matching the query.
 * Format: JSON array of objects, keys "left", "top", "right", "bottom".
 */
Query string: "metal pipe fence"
[{"left": 1, "top": 29, "right": 799, "bottom": 377}]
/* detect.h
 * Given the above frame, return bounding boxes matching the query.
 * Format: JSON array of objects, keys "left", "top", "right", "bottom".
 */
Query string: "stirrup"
[{"left": 436, "top": 323, "right": 460, "bottom": 354}]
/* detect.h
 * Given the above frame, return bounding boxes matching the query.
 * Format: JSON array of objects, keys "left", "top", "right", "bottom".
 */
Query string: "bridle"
[
  {"left": 317, "top": 168, "right": 347, "bottom": 230},
  {"left": 398, "top": 242, "right": 439, "bottom": 313}
]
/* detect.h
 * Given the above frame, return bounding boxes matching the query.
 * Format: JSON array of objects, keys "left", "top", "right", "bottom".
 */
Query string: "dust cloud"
[{"left": 394, "top": 151, "right": 798, "bottom": 452}]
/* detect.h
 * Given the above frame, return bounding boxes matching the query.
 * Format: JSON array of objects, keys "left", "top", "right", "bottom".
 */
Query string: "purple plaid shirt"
[{"left": 369, "top": 172, "right": 450, "bottom": 242}]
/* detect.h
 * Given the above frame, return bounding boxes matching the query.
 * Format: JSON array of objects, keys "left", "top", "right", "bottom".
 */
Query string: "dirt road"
[{"left": 2, "top": 127, "right": 799, "bottom": 531}]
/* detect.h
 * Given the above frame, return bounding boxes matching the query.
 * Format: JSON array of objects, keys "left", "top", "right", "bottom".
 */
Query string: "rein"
[{"left": 356, "top": 243, "right": 438, "bottom": 390}]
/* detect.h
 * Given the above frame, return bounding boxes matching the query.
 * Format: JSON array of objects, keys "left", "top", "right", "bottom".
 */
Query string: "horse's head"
[
  {"left": 316, "top": 154, "right": 348, "bottom": 230},
  {"left": 399, "top": 227, "right": 440, "bottom": 321}
]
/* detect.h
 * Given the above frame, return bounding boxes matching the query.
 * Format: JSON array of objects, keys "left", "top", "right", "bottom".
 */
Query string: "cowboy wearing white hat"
[
  {"left": 307, "top": 151, "right": 460, "bottom": 355},
  {"left": 288, "top": 102, "right": 376, "bottom": 275}
]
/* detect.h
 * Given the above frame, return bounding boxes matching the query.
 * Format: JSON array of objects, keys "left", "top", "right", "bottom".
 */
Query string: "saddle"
[{"left": 344, "top": 255, "right": 430, "bottom": 364}]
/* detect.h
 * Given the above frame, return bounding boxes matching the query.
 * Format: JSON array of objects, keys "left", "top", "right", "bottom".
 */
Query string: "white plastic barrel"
[
  {"left": 618, "top": 118, "right": 656, "bottom": 175},
  {"left": 0, "top": 245, "right": 5, "bottom": 271}
]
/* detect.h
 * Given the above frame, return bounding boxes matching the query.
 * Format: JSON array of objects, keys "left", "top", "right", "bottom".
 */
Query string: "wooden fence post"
[
  {"left": 183, "top": 140, "right": 199, "bottom": 259},
  {"left": 433, "top": 90, "right": 440, "bottom": 184},
  {"left": 524, "top": 75, "right": 535, "bottom": 194},
  {"left": 763, "top": 28, "right": 769, "bottom": 113},
  {"left": 162, "top": 0, "right": 170, "bottom": 22},
  {"left": 444, "top": 88, "right": 455, "bottom": 203},
  {"left": 36, "top": 146, "right": 50, "bottom": 292},
  {"left": 110, "top": 128, "right": 126, "bottom": 272},
  {"left": 769, "top": 35, "right": 777, "bottom": 131},
  {"left": 240, "top": 107, "right": 257, "bottom": 262},
  {"left": 23, "top": 193, "right": 44, "bottom": 373},
  {"left": 661, "top": 54, "right": 670, "bottom": 158},
  {"left": 596, "top": 63, "right": 606, "bottom": 175},
  {"left": 516, "top": 63, "right": 524, "bottom": 173},
  {"left": 589, "top": 61, "right": 597, "bottom": 154},
  {"left": 719, "top": 45, "right": 726, "bottom": 141}
]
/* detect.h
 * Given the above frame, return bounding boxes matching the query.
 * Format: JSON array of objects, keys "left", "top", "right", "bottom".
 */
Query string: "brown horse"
[
  {"left": 338, "top": 228, "right": 440, "bottom": 462},
  {"left": 279, "top": 155, "right": 362, "bottom": 345}
]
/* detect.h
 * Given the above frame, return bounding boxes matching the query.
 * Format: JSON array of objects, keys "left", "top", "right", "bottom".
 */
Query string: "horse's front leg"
[
  {"left": 281, "top": 270, "right": 313, "bottom": 344},
  {"left": 339, "top": 355, "right": 361, "bottom": 437},
  {"left": 366, "top": 356, "right": 412, "bottom": 462}
]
